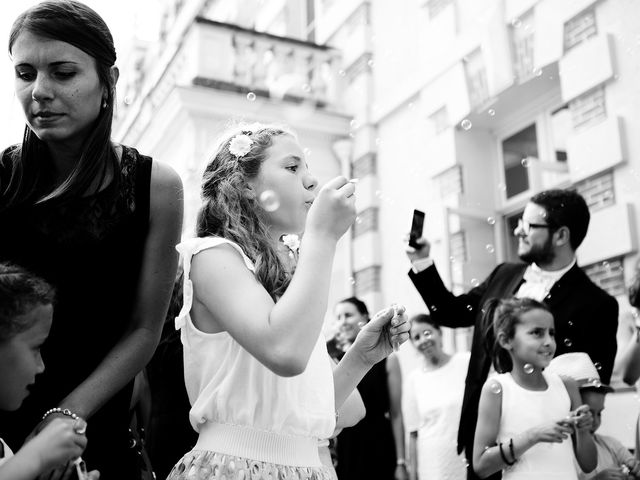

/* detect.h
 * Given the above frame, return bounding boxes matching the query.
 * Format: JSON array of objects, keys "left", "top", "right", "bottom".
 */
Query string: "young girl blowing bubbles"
[
  {"left": 472, "top": 297, "right": 596, "bottom": 480},
  {"left": 167, "top": 124, "right": 410, "bottom": 479}
]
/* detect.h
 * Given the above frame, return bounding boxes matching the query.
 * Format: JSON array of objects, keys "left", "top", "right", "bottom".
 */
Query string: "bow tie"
[{"left": 522, "top": 266, "right": 558, "bottom": 285}]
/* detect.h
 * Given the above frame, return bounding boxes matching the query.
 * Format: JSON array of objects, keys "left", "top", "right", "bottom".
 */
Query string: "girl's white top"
[
  {"left": 495, "top": 371, "right": 576, "bottom": 480},
  {"left": 175, "top": 237, "right": 336, "bottom": 467}
]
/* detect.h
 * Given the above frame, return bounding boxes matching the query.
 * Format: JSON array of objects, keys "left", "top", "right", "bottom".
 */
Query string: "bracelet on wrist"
[{"left": 42, "top": 407, "right": 80, "bottom": 422}]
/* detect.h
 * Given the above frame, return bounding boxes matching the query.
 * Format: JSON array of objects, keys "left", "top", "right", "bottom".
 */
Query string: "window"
[
  {"left": 583, "top": 258, "right": 625, "bottom": 297},
  {"left": 564, "top": 9, "right": 597, "bottom": 52},
  {"left": 425, "top": 0, "right": 453, "bottom": 20},
  {"left": 501, "top": 124, "right": 538, "bottom": 199},
  {"left": 569, "top": 87, "right": 606, "bottom": 131},
  {"left": 429, "top": 107, "right": 449, "bottom": 135},
  {"left": 464, "top": 49, "right": 489, "bottom": 108},
  {"left": 352, "top": 207, "right": 378, "bottom": 239},
  {"left": 510, "top": 11, "right": 535, "bottom": 83},
  {"left": 575, "top": 171, "right": 615, "bottom": 212},
  {"left": 503, "top": 211, "right": 524, "bottom": 262},
  {"left": 549, "top": 106, "right": 571, "bottom": 163}
]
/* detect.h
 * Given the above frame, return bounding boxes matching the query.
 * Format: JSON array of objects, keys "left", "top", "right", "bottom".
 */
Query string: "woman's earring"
[{"left": 102, "top": 99, "right": 108, "bottom": 109}]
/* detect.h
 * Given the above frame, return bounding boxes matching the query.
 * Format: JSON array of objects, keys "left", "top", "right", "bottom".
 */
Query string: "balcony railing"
[{"left": 116, "top": 16, "right": 342, "bottom": 143}]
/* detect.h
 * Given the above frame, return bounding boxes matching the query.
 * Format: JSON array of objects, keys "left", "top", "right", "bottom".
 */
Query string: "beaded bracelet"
[{"left": 42, "top": 407, "right": 80, "bottom": 422}]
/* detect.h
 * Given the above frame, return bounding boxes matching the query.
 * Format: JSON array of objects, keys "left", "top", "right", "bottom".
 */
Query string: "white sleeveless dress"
[
  {"left": 167, "top": 237, "right": 336, "bottom": 479},
  {"left": 495, "top": 371, "right": 577, "bottom": 480}
]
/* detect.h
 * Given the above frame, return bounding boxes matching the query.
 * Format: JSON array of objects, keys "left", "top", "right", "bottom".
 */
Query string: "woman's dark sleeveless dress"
[
  {"left": 0, "top": 145, "right": 152, "bottom": 479},
  {"left": 336, "top": 359, "right": 397, "bottom": 479}
]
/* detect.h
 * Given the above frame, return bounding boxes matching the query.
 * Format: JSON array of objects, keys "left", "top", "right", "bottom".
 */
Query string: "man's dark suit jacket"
[{"left": 409, "top": 262, "right": 618, "bottom": 469}]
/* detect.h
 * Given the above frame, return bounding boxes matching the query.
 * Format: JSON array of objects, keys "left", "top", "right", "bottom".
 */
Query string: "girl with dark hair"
[
  {"left": 0, "top": 1, "right": 183, "bottom": 478},
  {"left": 0, "top": 262, "right": 99, "bottom": 479},
  {"left": 472, "top": 298, "right": 595, "bottom": 479},
  {"left": 169, "top": 123, "right": 409, "bottom": 479},
  {"left": 403, "top": 314, "right": 469, "bottom": 480}
]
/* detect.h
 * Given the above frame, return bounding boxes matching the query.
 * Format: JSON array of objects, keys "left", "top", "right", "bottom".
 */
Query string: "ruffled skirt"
[{"left": 166, "top": 450, "right": 335, "bottom": 480}]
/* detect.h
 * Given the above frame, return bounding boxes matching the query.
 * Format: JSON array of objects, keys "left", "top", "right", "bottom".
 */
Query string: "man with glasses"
[{"left": 405, "top": 189, "right": 618, "bottom": 480}]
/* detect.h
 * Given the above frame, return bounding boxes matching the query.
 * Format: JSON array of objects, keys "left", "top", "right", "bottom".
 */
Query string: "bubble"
[
  {"left": 533, "top": 67, "right": 543, "bottom": 77},
  {"left": 466, "top": 305, "right": 473, "bottom": 311},
  {"left": 489, "top": 382, "right": 502, "bottom": 394},
  {"left": 408, "top": 102, "right": 415, "bottom": 110},
  {"left": 123, "top": 96, "right": 133, "bottom": 105},
  {"left": 449, "top": 256, "right": 456, "bottom": 263},
  {"left": 355, "top": 216, "right": 363, "bottom": 224},
  {"left": 301, "top": 83, "right": 311, "bottom": 93},
  {"left": 471, "top": 278, "right": 480, "bottom": 287},
  {"left": 594, "top": 362, "right": 602, "bottom": 371},
  {"left": 523, "top": 363, "right": 534, "bottom": 374},
  {"left": 487, "top": 108, "right": 496, "bottom": 116},
  {"left": 567, "top": 320, "right": 574, "bottom": 326},
  {"left": 430, "top": 305, "right": 438, "bottom": 312},
  {"left": 564, "top": 338, "right": 573, "bottom": 347},
  {"left": 367, "top": 58, "right": 375, "bottom": 68},
  {"left": 521, "top": 157, "right": 530, "bottom": 167},
  {"left": 487, "top": 217, "right": 496, "bottom": 225},
  {"left": 246, "top": 92, "right": 256, "bottom": 102},
  {"left": 485, "top": 244, "right": 495, "bottom": 253},
  {"left": 460, "top": 119, "right": 473, "bottom": 130},
  {"left": 602, "top": 260, "right": 610, "bottom": 269},
  {"left": 349, "top": 132, "right": 355, "bottom": 138},
  {"left": 350, "top": 119, "right": 360, "bottom": 129},
  {"left": 259, "top": 190, "right": 280, "bottom": 212},
  {"left": 303, "top": 147, "right": 312, "bottom": 157},
  {"left": 348, "top": 276, "right": 356, "bottom": 285},
  {"left": 511, "top": 17, "right": 522, "bottom": 28}
]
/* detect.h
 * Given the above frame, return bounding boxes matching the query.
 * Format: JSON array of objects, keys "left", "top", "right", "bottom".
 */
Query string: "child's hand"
[
  {"left": 565, "top": 404, "right": 593, "bottom": 431},
  {"left": 529, "top": 420, "right": 573, "bottom": 444},
  {"left": 593, "top": 467, "right": 630, "bottom": 479},
  {"left": 350, "top": 305, "right": 410, "bottom": 366},
  {"left": 304, "top": 176, "right": 356, "bottom": 242},
  {"left": 23, "top": 417, "right": 87, "bottom": 474}
]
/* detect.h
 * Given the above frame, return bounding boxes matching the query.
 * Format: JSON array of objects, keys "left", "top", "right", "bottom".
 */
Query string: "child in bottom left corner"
[{"left": 0, "top": 262, "right": 99, "bottom": 480}]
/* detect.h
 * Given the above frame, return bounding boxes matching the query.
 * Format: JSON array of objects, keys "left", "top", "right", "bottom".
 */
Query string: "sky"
[{"left": 0, "top": 0, "right": 160, "bottom": 147}]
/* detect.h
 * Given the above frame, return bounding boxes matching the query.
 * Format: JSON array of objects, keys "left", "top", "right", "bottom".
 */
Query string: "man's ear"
[{"left": 553, "top": 225, "right": 571, "bottom": 247}]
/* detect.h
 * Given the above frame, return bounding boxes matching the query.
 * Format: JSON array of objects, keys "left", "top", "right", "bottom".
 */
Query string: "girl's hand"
[
  {"left": 529, "top": 420, "right": 573, "bottom": 444},
  {"left": 350, "top": 305, "right": 410, "bottom": 366},
  {"left": 305, "top": 176, "right": 356, "bottom": 242},
  {"left": 568, "top": 405, "right": 593, "bottom": 432},
  {"left": 593, "top": 468, "right": 629, "bottom": 479},
  {"left": 23, "top": 417, "right": 87, "bottom": 474}
]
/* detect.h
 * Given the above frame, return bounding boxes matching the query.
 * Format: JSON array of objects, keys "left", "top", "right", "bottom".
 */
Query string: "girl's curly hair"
[{"left": 196, "top": 123, "right": 295, "bottom": 300}]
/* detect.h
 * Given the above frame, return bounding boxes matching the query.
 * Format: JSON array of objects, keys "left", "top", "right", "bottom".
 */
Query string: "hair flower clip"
[{"left": 229, "top": 134, "right": 253, "bottom": 158}]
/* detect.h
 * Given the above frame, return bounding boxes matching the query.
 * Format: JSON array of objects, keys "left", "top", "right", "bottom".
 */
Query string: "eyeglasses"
[{"left": 516, "top": 218, "right": 552, "bottom": 235}]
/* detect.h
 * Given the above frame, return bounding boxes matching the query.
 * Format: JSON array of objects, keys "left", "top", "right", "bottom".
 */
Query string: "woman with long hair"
[{"left": 0, "top": 2, "right": 183, "bottom": 478}]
